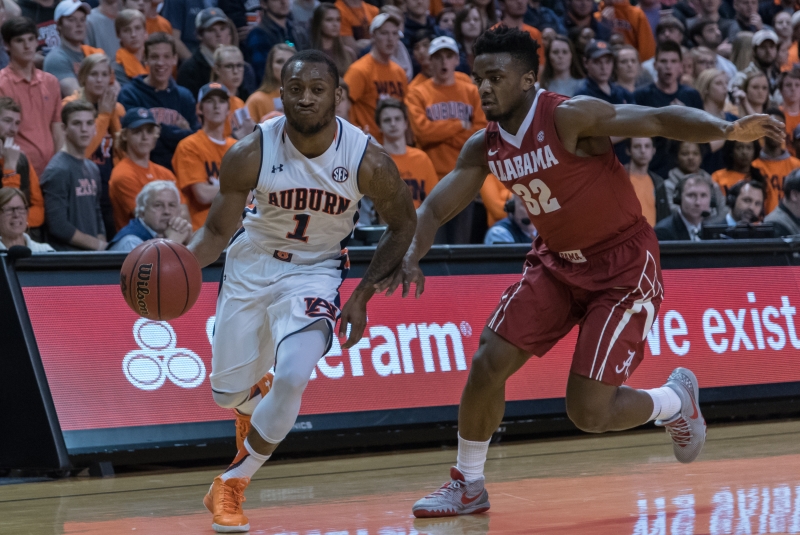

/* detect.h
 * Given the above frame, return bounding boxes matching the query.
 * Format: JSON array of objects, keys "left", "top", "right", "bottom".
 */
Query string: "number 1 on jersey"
[{"left": 286, "top": 214, "right": 310, "bottom": 242}]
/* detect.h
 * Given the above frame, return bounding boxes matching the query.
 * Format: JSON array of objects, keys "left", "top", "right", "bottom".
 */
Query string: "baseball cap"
[
  {"left": 370, "top": 12, "right": 402, "bottom": 34},
  {"left": 198, "top": 82, "right": 230, "bottom": 102},
  {"left": 195, "top": 7, "right": 228, "bottom": 32},
  {"left": 585, "top": 40, "right": 613, "bottom": 60},
  {"left": 429, "top": 36, "right": 459, "bottom": 56},
  {"left": 54, "top": 0, "right": 91, "bottom": 22},
  {"left": 122, "top": 107, "right": 158, "bottom": 130},
  {"left": 753, "top": 29, "right": 779, "bottom": 47}
]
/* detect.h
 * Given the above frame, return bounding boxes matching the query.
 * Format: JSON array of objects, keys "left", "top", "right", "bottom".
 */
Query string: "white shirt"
[
  {"left": 0, "top": 233, "right": 55, "bottom": 253},
  {"left": 679, "top": 211, "right": 703, "bottom": 241}
]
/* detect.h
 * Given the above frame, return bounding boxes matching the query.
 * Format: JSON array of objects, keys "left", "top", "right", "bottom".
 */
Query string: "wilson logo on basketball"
[
  {"left": 135, "top": 263, "right": 153, "bottom": 316},
  {"left": 332, "top": 167, "right": 348, "bottom": 183}
]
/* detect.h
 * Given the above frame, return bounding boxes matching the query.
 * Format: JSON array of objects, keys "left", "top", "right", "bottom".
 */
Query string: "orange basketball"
[{"left": 120, "top": 239, "right": 203, "bottom": 320}]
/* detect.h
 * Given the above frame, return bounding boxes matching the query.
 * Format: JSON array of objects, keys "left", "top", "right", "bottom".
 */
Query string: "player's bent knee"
[
  {"left": 212, "top": 389, "right": 250, "bottom": 409},
  {"left": 274, "top": 367, "right": 311, "bottom": 394},
  {"left": 566, "top": 396, "right": 614, "bottom": 433}
]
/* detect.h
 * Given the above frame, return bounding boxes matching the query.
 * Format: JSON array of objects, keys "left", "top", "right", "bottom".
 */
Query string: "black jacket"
[
  {"left": 650, "top": 171, "right": 672, "bottom": 223},
  {"left": 654, "top": 213, "right": 691, "bottom": 241},
  {"left": 177, "top": 48, "right": 212, "bottom": 103}
]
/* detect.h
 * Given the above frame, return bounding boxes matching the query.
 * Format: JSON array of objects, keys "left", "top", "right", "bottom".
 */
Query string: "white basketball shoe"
[{"left": 412, "top": 467, "right": 490, "bottom": 518}]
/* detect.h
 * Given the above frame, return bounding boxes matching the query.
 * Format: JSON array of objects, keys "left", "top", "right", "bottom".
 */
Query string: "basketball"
[{"left": 120, "top": 239, "right": 202, "bottom": 321}]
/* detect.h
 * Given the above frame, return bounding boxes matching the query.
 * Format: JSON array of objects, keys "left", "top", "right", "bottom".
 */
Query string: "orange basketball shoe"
[
  {"left": 203, "top": 475, "right": 250, "bottom": 533},
  {"left": 234, "top": 371, "right": 274, "bottom": 451}
]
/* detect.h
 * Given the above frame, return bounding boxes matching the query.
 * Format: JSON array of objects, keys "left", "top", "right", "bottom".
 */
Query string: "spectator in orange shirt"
[
  {"left": 406, "top": 36, "right": 486, "bottom": 243},
  {"left": 145, "top": 0, "right": 173, "bottom": 36},
  {"left": 0, "top": 97, "right": 44, "bottom": 238},
  {"left": 212, "top": 45, "right": 256, "bottom": 139},
  {"left": 492, "top": 0, "right": 545, "bottom": 69},
  {"left": 114, "top": 10, "right": 149, "bottom": 86},
  {"left": 109, "top": 107, "right": 185, "bottom": 230},
  {"left": 376, "top": 98, "right": 438, "bottom": 209},
  {"left": 344, "top": 13, "right": 408, "bottom": 144},
  {"left": 64, "top": 53, "right": 125, "bottom": 239},
  {"left": 712, "top": 140, "right": 765, "bottom": 197},
  {"left": 780, "top": 68, "right": 800, "bottom": 153},
  {"left": 245, "top": 43, "right": 295, "bottom": 122},
  {"left": 172, "top": 83, "right": 236, "bottom": 230},
  {"left": 43, "top": 0, "right": 105, "bottom": 98},
  {"left": 624, "top": 137, "right": 670, "bottom": 226},
  {"left": 595, "top": 0, "right": 656, "bottom": 61},
  {"left": 334, "top": 0, "right": 379, "bottom": 53},
  {"left": 752, "top": 108, "right": 800, "bottom": 214}
]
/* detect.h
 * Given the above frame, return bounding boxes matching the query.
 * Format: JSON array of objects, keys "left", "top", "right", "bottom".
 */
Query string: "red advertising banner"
[{"left": 22, "top": 267, "right": 800, "bottom": 432}]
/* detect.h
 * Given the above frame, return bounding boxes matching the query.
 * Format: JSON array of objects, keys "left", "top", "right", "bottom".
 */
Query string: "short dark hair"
[
  {"left": 144, "top": 32, "right": 177, "bottom": 58},
  {"left": 474, "top": 25, "right": 541, "bottom": 76},
  {"left": 62, "top": 100, "right": 96, "bottom": 124},
  {"left": 375, "top": 98, "right": 408, "bottom": 126},
  {"left": 688, "top": 17, "right": 716, "bottom": 45},
  {"left": 0, "top": 97, "right": 21, "bottom": 115},
  {"left": 655, "top": 40, "right": 683, "bottom": 61},
  {"left": 281, "top": 49, "right": 339, "bottom": 88},
  {"left": 779, "top": 68, "right": 800, "bottom": 91},
  {"left": 656, "top": 16, "right": 685, "bottom": 38},
  {"left": 766, "top": 107, "right": 785, "bottom": 121},
  {"left": 1, "top": 17, "right": 37, "bottom": 45},
  {"left": 784, "top": 169, "right": 800, "bottom": 198},
  {"left": 728, "top": 179, "right": 766, "bottom": 207}
]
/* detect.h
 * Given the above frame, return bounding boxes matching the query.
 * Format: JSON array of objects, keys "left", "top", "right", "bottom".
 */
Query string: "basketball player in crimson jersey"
[
  {"left": 377, "top": 27, "right": 785, "bottom": 518},
  {"left": 188, "top": 50, "right": 415, "bottom": 532}
]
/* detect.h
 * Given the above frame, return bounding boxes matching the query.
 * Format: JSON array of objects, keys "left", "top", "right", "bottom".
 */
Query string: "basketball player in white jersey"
[{"left": 188, "top": 50, "right": 416, "bottom": 533}]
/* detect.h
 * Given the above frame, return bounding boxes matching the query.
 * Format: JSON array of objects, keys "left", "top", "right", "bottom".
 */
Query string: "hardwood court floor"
[{"left": 2, "top": 420, "right": 800, "bottom": 535}]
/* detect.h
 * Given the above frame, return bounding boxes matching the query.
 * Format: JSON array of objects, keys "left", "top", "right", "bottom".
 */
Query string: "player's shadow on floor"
[{"left": 413, "top": 514, "right": 491, "bottom": 535}]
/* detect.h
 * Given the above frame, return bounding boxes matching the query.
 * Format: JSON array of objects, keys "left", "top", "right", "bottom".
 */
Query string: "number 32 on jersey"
[{"left": 512, "top": 178, "right": 561, "bottom": 216}]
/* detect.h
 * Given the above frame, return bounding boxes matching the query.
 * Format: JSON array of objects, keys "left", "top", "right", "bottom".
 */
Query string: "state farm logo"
[{"left": 123, "top": 318, "right": 206, "bottom": 391}]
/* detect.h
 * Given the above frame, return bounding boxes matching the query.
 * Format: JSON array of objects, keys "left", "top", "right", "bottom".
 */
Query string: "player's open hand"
[
  {"left": 727, "top": 114, "right": 785, "bottom": 144},
  {"left": 374, "top": 256, "right": 425, "bottom": 298},
  {"left": 338, "top": 297, "right": 367, "bottom": 349}
]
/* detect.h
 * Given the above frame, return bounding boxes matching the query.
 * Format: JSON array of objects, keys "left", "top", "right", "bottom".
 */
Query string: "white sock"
[
  {"left": 456, "top": 433, "right": 490, "bottom": 481},
  {"left": 221, "top": 438, "right": 270, "bottom": 481},
  {"left": 645, "top": 386, "right": 682, "bottom": 421}
]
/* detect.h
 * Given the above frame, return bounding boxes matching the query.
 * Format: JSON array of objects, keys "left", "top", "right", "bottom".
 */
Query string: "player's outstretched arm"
[
  {"left": 187, "top": 131, "right": 260, "bottom": 267},
  {"left": 338, "top": 142, "right": 417, "bottom": 349},
  {"left": 555, "top": 96, "right": 785, "bottom": 147},
  {"left": 375, "top": 130, "right": 491, "bottom": 299}
]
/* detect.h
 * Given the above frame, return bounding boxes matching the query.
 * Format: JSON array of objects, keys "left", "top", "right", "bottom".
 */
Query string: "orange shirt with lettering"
[
  {"left": 2, "top": 158, "right": 44, "bottom": 228},
  {"left": 390, "top": 147, "right": 439, "bottom": 208},
  {"left": 406, "top": 76, "right": 486, "bottom": 178},
  {"left": 334, "top": 0, "right": 379, "bottom": 40},
  {"left": 172, "top": 130, "right": 236, "bottom": 230},
  {"left": 629, "top": 171, "right": 656, "bottom": 226},
  {"left": 108, "top": 157, "right": 180, "bottom": 230},
  {"left": 344, "top": 54, "right": 408, "bottom": 144},
  {"left": 752, "top": 155, "right": 800, "bottom": 214}
]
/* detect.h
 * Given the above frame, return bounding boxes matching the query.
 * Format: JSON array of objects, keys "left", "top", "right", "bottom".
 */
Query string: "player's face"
[
  {"left": 378, "top": 107, "right": 406, "bottom": 142},
  {"left": 64, "top": 111, "right": 96, "bottom": 150},
  {"left": 0, "top": 110, "right": 21, "bottom": 140},
  {"left": 732, "top": 184, "right": 764, "bottom": 222},
  {"left": 281, "top": 61, "right": 341, "bottom": 135},
  {"left": 143, "top": 189, "right": 181, "bottom": 233},
  {"left": 199, "top": 94, "right": 230, "bottom": 125},
  {"left": 473, "top": 53, "right": 536, "bottom": 122}
]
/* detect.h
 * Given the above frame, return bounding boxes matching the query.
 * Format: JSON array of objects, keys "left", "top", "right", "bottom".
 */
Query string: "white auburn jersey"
[{"left": 243, "top": 116, "right": 369, "bottom": 262}]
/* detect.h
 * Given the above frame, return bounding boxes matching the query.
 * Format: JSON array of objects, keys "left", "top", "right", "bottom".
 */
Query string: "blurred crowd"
[{"left": 1, "top": 0, "right": 800, "bottom": 253}]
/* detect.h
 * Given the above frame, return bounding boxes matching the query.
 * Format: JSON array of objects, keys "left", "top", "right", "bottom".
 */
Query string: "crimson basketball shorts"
[{"left": 487, "top": 218, "right": 663, "bottom": 386}]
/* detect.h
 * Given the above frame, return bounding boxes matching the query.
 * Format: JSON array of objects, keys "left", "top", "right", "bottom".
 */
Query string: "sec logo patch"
[{"left": 332, "top": 167, "right": 348, "bottom": 183}]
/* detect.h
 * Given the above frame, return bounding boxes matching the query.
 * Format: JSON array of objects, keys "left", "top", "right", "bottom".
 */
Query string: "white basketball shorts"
[{"left": 210, "top": 230, "right": 346, "bottom": 393}]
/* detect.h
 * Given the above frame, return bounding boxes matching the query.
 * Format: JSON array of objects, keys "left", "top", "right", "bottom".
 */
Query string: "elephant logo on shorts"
[{"left": 123, "top": 318, "right": 206, "bottom": 391}]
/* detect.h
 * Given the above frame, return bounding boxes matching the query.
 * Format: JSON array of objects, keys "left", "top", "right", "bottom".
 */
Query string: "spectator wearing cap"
[
  {"left": 378, "top": 5, "right": 415, "bottom": 81},
  {"left": 113, "top": 9, "right": 148, "bottom": 86},
  {"left": 576, "top": 40, "right": 635, "bottom": 104},
  {"left": 780, "top": 69, "right": 800, "bottom": 152},
  {"left": 344, "top": 13, "right": 408, "bottom": 143},
  {"left": 118, "top": 32, "right": 199, "bottom": 171},
  {"left": 752, "top": 108, "right": 800, "bottom": 214},
  {"left": 688, "top": 17, "right": 738, "bottom": 81},
  {"left": 245, "top": 0, "right": 309, "bottom": 84},
  {"left": 334, "top": 0, "right": 380, "bottom": 54},
  {"left": 634, "top": 41, "right": 704, "bottom": 177},
  {"left": 63, "top": 53, "right": 125, "bottom": 239},
  {"left": 161, "top": 0, "right": 204, "bottom": 59},
  {"left": 109, "top": 107, "right": 184, "bottom": 231},
  {"left": 641, "top": 16, "right": 685, "bottom": 79},
  {"left": 43, "top": 0, "right": 104, "bottom": 98},
  {"left": 108, "top": 180, "right": 192, "bottom": 251},
  {"left": 492, "top": 0, "right": 546, "bottom": 68},
  {"left": 87, "top": 0, "right": 121, "bottom": 59},
  {"left": 408, "top": 29, "right": 473, "bottom": 87},
  {"left": 765, "top": 168, "right": 800, "bottom": 235},
  {"left": 172, "top": 82, "right": 235, "bottom": 230},
  {"left": 727, "top": 0, "right": 767, "bottom": 41},
  {"left": 564, "top": 0, "right": 612, "bottom": 43},
  {"left": 0, "top": 17, "right": 64, "bottom": 178},
  {"left": 406, "top": 35, "right": 486, "bottom": 243},
  {"left": 731, "top": 29, "right": 781, "bottom": 91},
  {"left": 593, "top": 0, "right": 656, "bottom": 62},
  {"left": 524, "top": 0, "right": 567, "bottom": 37},
  {"left": 404, "top": 0, "right": 447, "bottom": 55},
  {"left": 177, "top": 8, "right": 231, "bottom": 100},
  {"left": 40, "top": 100, "right": 106, "bottom": 251}
]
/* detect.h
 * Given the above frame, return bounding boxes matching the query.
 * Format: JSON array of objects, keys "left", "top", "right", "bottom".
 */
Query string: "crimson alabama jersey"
[{"left": 485, "top": 89, "right": 643, "bottom": 260}]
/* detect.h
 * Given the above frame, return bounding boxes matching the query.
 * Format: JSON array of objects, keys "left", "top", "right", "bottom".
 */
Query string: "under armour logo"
[
  {"left": 615, "top": 350, "right": 635, "bottom": 378},
  {"left": 272, "top": 164, "right": 284, "bottom": 173}
]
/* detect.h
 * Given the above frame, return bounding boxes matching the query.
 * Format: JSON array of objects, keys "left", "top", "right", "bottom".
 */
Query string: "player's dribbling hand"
[
  {"left": 727, "top": 114, "right": 785, "bottom": 144},
  {"left": 374, "top": 256, "right": 426, "bottom": 298},
  {"left": 338, "top": 297, "right": 367, "bottom": 349}
]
